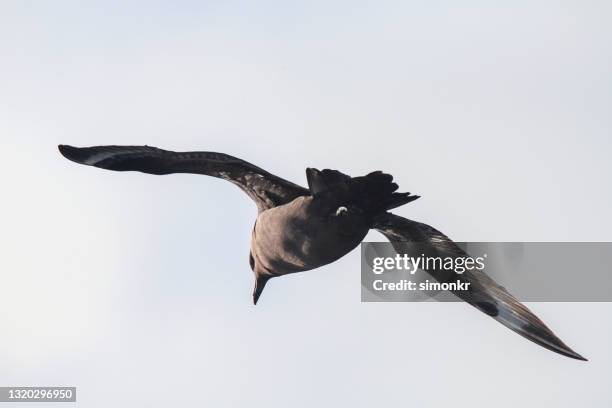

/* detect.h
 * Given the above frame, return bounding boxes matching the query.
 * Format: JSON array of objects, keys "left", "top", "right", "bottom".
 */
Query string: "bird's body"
[
  {"left": 58, "top": 143, "right": 586, "bottom": 361},
  {"left": 251, "top": 195, "right": 370, "bottom": 278}
]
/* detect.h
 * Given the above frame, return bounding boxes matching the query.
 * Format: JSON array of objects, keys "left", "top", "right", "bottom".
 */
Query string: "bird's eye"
[{"left": 335, "top": 206, "right": 348, "bottom": 216}]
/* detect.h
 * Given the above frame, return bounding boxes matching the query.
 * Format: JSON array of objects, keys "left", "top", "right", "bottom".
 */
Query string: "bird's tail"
[{"left": 306, "top": 168, "right": 419, "bottom": 214}]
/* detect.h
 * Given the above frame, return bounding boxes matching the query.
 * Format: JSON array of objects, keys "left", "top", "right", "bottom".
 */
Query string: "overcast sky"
[{"left": 1, "top": 1, "right": 611, "bottom": 407}]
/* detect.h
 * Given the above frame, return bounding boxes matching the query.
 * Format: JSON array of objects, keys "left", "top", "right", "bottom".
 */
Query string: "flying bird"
[{"left": 58, "top": 144, "right": 586, "bottom": 361}]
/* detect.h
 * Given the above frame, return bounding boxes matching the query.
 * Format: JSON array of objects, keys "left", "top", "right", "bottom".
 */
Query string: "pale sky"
[{"left": 1, "top": 1, "right": 611, "bottom": 407}]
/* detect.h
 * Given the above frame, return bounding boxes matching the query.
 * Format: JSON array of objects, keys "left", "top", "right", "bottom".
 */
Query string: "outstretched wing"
[
  {"left": 58, "top": 145, "right": 309, "bottom": 211},
  {"left": 373, "top": 212, "right": 586, "bottom": 361}
]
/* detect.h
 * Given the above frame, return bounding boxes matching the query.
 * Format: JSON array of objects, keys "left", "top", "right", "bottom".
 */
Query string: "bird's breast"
[{"left": 251, "top": 196, "right": 369, "bottom": 276}]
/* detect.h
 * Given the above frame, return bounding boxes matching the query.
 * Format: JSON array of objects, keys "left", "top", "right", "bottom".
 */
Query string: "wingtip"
[
  {"left": 58, "top": 144, "right": 79, "bottom": 162},
  {"left": 508, "top": 317, "right": 588, "bottom": 361},
  {"left": 561, "top": 348, "right": 588, "bottom": 361}
]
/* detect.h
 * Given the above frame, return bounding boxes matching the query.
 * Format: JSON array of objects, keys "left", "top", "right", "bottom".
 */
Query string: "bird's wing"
[
  {"left": 58, "top": 145, "right": 309, "bottom": 211},
  {"left": 373, "top": 212, "right": 586, "bottom": 360}
]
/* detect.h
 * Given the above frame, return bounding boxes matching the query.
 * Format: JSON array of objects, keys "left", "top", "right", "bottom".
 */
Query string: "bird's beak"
[{"left": 253, "top": 275, "right": 270, "bottom": 305}]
